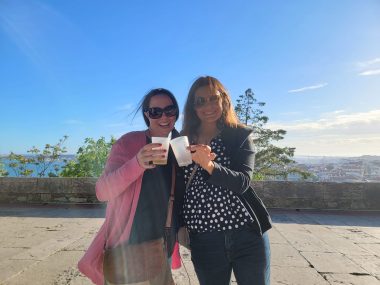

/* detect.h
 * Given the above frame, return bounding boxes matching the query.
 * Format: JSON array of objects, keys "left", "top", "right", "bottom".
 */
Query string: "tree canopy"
[
  {"left": 60, "top": 137, "right": 115, "bottom": 177},
  {"left": 235, "top": 88, "right": 310, "bottom": 180}
]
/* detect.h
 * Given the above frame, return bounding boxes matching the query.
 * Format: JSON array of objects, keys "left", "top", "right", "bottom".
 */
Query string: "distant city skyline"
[{"left": 1, "top": 0, "right": 379, "bottom": 156}]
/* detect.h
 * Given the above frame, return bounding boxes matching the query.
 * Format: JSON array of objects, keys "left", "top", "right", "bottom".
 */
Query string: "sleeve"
[
  {"left": 95, "top": 139, "right": 145, "bottom": 202},
  {"left": 205, "top": 132, "right": 255, "bottom": 195}
]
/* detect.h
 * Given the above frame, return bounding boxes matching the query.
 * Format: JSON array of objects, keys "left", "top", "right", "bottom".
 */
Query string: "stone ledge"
[
  {"left": 0, "top": 178, "right": 379, "bottom": 210},
  {"left": 0, "top": 177, "right": 99, "bottom": 204}
]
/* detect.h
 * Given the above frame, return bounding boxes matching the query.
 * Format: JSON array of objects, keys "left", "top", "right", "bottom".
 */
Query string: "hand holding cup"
[
  {"left": 151, "top": 136, "right": 171, "bottom": 165},
  {"left": 137, "top": 143, "right": 167, "bottom": 169},
  {"left": 188, "top": 144, "right": 217, "bottom": 172}
]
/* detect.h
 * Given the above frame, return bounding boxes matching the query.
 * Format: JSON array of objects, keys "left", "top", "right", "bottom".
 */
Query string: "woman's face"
[
  {"left": 145, "top": 94, "right": 177, "bottom": 137},
  {"left": 194, "top": 86, "right": 223, "bottom": 125}
]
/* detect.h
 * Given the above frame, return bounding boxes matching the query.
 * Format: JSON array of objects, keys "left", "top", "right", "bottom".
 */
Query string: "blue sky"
[{"left": 1, "top": 0, "right": 380, "bottom": 156}]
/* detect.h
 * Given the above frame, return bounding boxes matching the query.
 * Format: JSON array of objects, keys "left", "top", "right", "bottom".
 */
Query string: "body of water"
[{"left": 0, "top": 156, "right": 75, "bottom": 177}]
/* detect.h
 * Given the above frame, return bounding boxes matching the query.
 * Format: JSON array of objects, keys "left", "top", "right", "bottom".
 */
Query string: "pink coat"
[{"left": 78, "top": 131, "right": 147, "bottom": 285}]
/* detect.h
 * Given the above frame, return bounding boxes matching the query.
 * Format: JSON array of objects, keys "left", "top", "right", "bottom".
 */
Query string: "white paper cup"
[
  {"left": 151, "top": 136, "right": 170, "bottom": 165},
  {"left": 170, "top": 136, "right": 192, "bottom": 167}
]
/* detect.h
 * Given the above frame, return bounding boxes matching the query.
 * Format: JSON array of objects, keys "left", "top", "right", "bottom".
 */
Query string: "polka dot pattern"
[{"left": 183, "top": 135, "right": 254, "bottom": 233}]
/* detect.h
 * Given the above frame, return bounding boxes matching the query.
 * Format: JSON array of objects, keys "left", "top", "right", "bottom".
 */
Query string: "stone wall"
[
  {"left": 0, "top": 178, "right": 379, "bottom": 210},
  {"left": 0, "top": 177, "right": 98, "bottom": 204},
  {"left": 253, "top": 181, "right": 380, "bottom": 210}
]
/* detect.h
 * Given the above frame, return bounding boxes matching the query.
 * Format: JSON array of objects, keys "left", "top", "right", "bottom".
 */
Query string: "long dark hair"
[
  {"left": 134, "top": 88, "right": 179, "bottom": 126},
  {"left": 182, "top": 76, "right": 241, "bottom": 142}
]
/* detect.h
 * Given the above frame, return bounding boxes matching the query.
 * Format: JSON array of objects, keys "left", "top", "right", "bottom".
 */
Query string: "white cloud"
[
  {"left": 358, "top": 69, "right": 380, "bottom": 76},
  {"left": 288, "top": 83, "right": 328, "bottom": 93},
  {"left": 357, "top": 57, "right": 380, "bottom": 68},
  {"left": 267, "top": 110, "right": 380, "bottom": 156},
  {"left": 277, "top": 136, "right": 380, "bottom": 156},
  {"left": 330, "top": 110, "right": 345, "bottom": 114},
  {"left": 269, "top": 110, "right": 380, "bottom": 131},
  {"left": 356, "top": 57, "right": 380, "bottom": 76}
]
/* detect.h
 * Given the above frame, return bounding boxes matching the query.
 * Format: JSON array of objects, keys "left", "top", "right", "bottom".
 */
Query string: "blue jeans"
[{"left": 189, "top": 225, "right": 270, "bottom": 285}]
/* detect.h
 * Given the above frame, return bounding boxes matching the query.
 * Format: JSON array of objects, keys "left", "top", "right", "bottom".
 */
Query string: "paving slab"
[
  {"left": 0, "top": 259, "right": 36, "bottom": 283},
  {"left": 274, "top": 224, "right": 336, "bottom": 252},
  {"left": 0, "top": 206, "right": 379, "bottom": 285},
  {"left": 0, "top": 248, "right": 25, "bottom": 260},
  {"left": 346, "top": 255, "right": 380, "bottom": 276},
  {"left": 5, "top": 251, "right": 84, "bottom": 285},
  {"left": 11, "top": 236, "right": 81, "bottom": 261},
  {"left": 357, "top": 243, "right": 380, "bottom": 256},
  {"left": 302, "top": 225, "right": 371, "bottom": 256},
  {"left": 300, "top": 252, "right": 367, "bottom": 274},
  {"left": 337, "top": 230, "right": 380, "bottom": 244},
  {"left": 271, "top": 266, "right": 330, "bottom": 285},
  {"left": 323, "top": 273, "right": 380, "bottom": 285},
  {"left": 267, "top": 228, "right": 289, "bottom": 244},
  {"left": 63, "top": 235, "right": 97, "bottom": 252},
  {"left": 360, "top": 227, "right": 380, "bottom": 239},
  {"left": 270, "top": 244, "right": 310, "bottom": 267}
]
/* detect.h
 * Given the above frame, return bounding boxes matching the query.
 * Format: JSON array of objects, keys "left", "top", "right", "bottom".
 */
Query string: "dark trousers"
[{"left": 189, "top": 226, "right": 270, "bottom": 285}]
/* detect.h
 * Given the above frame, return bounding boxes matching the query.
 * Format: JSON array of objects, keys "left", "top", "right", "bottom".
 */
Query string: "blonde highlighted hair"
[{"left": 182, "top": 76, "right": 242, "bottom": 142}]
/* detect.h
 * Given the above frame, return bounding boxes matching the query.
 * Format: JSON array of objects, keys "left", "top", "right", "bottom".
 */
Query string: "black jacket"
[{"left": 175, "top": 126, "right": 272, "bottom": 235}]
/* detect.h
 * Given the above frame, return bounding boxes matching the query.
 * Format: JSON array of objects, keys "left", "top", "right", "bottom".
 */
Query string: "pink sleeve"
[{"left": 95, "top": 139, "right": 145, "bottom": 202}]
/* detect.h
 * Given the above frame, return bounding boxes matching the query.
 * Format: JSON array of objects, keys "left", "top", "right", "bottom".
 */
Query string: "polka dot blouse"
[{"left": 182, "top": 135, "right": 254, "bottom": 233}]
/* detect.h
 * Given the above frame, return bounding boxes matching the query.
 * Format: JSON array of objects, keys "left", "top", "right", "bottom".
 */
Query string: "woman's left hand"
[{"left": 189, "top": 144, "right": 216, "bottom": 174}]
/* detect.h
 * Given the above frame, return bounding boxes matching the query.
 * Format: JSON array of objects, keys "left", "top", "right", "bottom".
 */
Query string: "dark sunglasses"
[
  {"left": 194, "top": 95, "right": 221, "bottom": 108},
  {"left": 144, "top": 105, "right": 178, "bottom": 119}
]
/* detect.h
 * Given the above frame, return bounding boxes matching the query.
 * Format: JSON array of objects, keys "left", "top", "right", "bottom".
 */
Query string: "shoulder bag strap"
[
  {"left": 185, "top": 164, "right": 199, "bottom": 192},
  {"left": 165, "top": 162, "right": 176, "bottom": 228}
]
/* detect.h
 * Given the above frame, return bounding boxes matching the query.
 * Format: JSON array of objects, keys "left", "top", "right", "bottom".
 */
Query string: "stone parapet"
[
  {"left": 253, "top": 181, "right": 380, "bottom": 210},
  {"left": 0, "top": 177, "right": 99, "bottom": 204},
  {"left": 0, "top": 178, "right": 379, "bottom": 210}
]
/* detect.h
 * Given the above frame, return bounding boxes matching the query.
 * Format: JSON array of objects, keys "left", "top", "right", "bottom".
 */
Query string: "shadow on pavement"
[
  {"left": 0, "top": 203, "right": 106, "bottom": 218},
  {"left": 269, "top": 208, "right": 380, "bottom": 227}
]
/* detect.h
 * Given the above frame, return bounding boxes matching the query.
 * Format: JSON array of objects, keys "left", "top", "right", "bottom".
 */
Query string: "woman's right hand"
[
  {"left": 188, "top": 144, "right": 216, "bottom": 174},
  {"left": 137, "top": 143, "right": 166, "bottom": 169}
]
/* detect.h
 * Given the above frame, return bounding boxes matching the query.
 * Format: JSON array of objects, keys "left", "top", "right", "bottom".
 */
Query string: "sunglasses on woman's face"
[
  {"left": 194, "top": 95, "right": 221, "bottom": 108},
  {"left": 145, "top": 105, "right": 178, "bottom": 119}
]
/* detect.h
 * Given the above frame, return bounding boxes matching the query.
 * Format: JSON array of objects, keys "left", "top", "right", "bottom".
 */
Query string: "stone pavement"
[{"left": 0, "top": 205, "right": 379, "bottom": 285}]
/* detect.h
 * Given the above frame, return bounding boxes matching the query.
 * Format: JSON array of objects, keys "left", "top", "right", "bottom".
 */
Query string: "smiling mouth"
[{"left": 159, "top": 122, "right": 171, "bottom": 127}]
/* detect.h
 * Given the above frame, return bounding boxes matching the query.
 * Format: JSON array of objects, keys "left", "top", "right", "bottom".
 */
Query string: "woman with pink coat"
[{"left": 78, "top": 88, "right": 184, "bottom": 285}]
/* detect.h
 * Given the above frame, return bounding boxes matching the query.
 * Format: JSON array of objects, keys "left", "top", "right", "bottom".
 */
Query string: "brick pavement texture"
[{"left": 0, "top": 205, "right": 379, "bottom": 285}]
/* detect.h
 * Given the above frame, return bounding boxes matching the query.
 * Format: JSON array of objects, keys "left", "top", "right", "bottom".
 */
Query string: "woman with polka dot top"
[{"left": 180, "top": 76, "right": 271, "bottom": 285}]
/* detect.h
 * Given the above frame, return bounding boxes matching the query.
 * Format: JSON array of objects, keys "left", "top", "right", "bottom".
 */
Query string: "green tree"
[
  {"left": 6, "top": 153, "right": 34, "bottom": 177},
  {"left": 235, "top": 88, "right": 310, "bottom": 180},
  {"left": 5, "top": 136, "right": 68, "bottom": 177},
  {"left": 0, "top": 158, "right": 9, "bottom": 177},
  {"left": 60, "top": 137, "right": 116, "bottom": 177},
  {"left": 28, "top": 135, "right": 68, "bottom": 177}
]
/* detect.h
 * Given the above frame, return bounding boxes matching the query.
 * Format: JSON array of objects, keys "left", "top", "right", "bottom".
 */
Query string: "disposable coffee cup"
[
  {"left": 151, "top": 136, "right": 170, "bottom": 165},
  {"left": 170, "top": 136, "right": 192, "bottom": 167}
]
